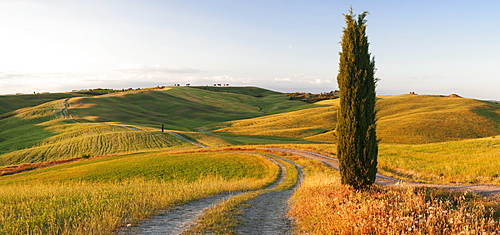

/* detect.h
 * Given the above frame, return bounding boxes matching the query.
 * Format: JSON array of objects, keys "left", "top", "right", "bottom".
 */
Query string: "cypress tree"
[{"left": 336, "top": 8, "right": 378, "bottom": 189}]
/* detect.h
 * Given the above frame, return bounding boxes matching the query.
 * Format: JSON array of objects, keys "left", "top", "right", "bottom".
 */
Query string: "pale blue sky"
[{"left": 1, "top": 0, "right": 499, "bottom": 100}]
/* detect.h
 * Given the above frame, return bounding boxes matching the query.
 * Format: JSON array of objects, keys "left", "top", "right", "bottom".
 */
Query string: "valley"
[{"left": 0, "top": 86, "right": 499, "bottom": 234}]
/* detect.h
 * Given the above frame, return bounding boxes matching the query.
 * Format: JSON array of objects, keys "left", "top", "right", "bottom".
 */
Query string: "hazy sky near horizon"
[{"left": 1, "top": 0, "right": 499, "bottom": 100}]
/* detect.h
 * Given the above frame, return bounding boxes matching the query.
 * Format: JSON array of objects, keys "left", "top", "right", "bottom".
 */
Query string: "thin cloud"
[
  {"left": 113, "top": 63, "right": 204, "bottom": 74},
  {"left": 0, "top": 72, "right": 30, "bottom": 79}
]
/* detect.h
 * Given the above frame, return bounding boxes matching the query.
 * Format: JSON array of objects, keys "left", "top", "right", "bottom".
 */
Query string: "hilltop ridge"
[{"left": 215, "top": 94, "right": 500, "bottom": 144}]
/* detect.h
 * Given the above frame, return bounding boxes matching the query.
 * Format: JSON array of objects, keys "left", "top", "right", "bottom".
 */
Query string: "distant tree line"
[
  {"left": 287, "top": 91, "right": 339, "bottom": 103},
  {"left": 74, "top": 86, "right": 168, "bottom": 95}
]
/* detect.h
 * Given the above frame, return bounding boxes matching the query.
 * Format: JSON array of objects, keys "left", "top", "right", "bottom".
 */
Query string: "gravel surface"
[
  {"left": 115, "top": 154, "right": 293, "bottom": 235},
  {"left": 236, "top": 154, "right": 303, "bottom": 235},
  {"left": 236, "top": 190, "right": 295, "bottom": 234},
  {"left": 116, "top": 193, "right": 239, "bottom": 235}
]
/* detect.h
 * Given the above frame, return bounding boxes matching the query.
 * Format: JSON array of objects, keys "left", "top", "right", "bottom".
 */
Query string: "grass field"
[
  {"left": 0, "top": 101, "right": 189, "bottom": 166},
  {"left": 217, "top": 94, "right": 500, "bottom": 144},
  {"left": 183, "top": 153, "right": 300, "bottom": 234},
  {"left": 192, "top": 86, "right": 282, "bottom": 97},
  {"left": 378, "top": 136, "right": 500, "bottom": 184},
  {"left": 0, "top": 92, "right": 87, "bottom": 117},
  {"left": 0, "top": 150, "right": 279, "bottom": 234},
  {"left": 0, "top": 98, "right": 192, "bottom": 166},
  {"left": 68, "top": 86, "right": 308, "bottom": 131}
]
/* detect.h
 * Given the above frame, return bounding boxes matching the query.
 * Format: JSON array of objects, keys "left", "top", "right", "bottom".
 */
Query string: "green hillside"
[
  {"left": 192, "top": 86, "right": 281, "bottom": 97},
  {"left": 67, "top": 86, "right": 308, "bottom": 131},
  {"left": 0, "top": 93, "right": 86, "bottom": 117},
  {"left": 0, "top": 99, "right": 189, "bottom": 166},
  {"left": 0, "top": 86, "right": 308, "bottom": 166},
  {"left": 0, "top": 150, "right": 276, "bottom": 185},
  {"left": 2, "top": 86, "right": 499, "bottom": 166},
  {"left": 216, "top": 95, "right": 500, "bottom": 144}
]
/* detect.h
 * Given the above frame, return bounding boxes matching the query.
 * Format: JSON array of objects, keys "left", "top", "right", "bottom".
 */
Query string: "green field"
[
  {"left": 0, "top": 150, "right": 279, "bottom": 233},
  {"left": 0, "top": 99, "right": 189, "bottom": 165},
  {"left": 67, "top": 86, "right": 308, "bottom": 131},
  {"left": 0, "top": 92, "right": 88, "bottom": 118}
]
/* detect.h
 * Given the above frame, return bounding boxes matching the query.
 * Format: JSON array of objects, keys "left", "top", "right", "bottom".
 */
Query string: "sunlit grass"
[
  {"left": 68, "top": 87, "right": 306, "bottom": 131},
  {"left": 379, "top": 136, "right": 500, "bottom": 184},
  {"left": 216, "top": 104, "right": 335, "bottom": 138},
  {"left": 215, "top": 95, "right": 500, "bottom": 144},
  {"left": 0, "top": 151, "right": 277, "bottom": 184},
  {"left": 0, "top": 151, "right": 279, "bottom": 234},
  {"left": 0, "top": 100, "right": 189, "bottom": 166},
  {"left": 289, "top": 171, "right": 500, "bottom": 234},
  {"left": 0, "top": 92, "right": 86, "bottom": 116},
  {"left": 0, "top": 177, "right": 270, "bottom": 234},
  {"left": 181, "top": 131, "right": 232, "bottom": 147}
]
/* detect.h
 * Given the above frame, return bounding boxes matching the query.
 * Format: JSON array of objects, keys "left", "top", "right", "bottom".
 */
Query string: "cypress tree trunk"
[{"left": 336, "top": 9, "right": 378, "bottom": 189}]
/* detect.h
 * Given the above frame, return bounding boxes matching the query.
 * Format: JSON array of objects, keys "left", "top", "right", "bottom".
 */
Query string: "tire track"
[
  {"left": 235, "top": 154, "right": 303, "bottom": 235},
  {"left": 116, "top": 193, "right": 240, "bottom": 235},
  {"left": 116, "top": 153, "right": 291, "bottom": 235},
  {"left": 62, "top": 98, "right": 78, "bottom": 122},
  {"left": 167, "top": 132, "right": 208, "bottom": 148}
]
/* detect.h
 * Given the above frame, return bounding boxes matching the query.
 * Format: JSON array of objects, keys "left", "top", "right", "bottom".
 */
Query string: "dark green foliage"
[
  {"left": 81, "top": 154, "right": 91, "bottom": 159},
  {"left": 287, "top": 91, "right": 339, "bottom": 103},
  {"left": 336, "top": 9, "right": 378, "bottom": 189}
]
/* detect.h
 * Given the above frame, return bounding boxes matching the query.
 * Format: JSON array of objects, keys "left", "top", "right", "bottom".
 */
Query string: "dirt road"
[
  {"left": 266, "top": 147, "right": 500, "bottom": 200},
  {"left": 117, "top": 153, "right": 299, "bottom": 234},
  {"left": 236, "top": 154, "right": 303, "bottom": 234},
  {"left": 121, "top": 138, "right": 499, "bottom": 234}
]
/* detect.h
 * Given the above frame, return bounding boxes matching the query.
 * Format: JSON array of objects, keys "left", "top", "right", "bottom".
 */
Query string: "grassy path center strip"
[{"left": 182, "top": 152, "right": 302, "bottom": 234}]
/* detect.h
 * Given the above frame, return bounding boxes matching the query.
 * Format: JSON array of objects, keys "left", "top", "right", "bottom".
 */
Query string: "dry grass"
[
  {"left": 181, "top": 131, "right": 232, "bottom": 147},
  {"left": 376, "top": 95, "right": 499, "bottom": 144},
  {"left": 378, "top": 136, "right": 500, "bottom": 184},
  {"left": 217, "top": 104, "right": 336, "bottom": 138},
  {"left": 289, "top": 172, "right": 500, "bottom": 234},
  {"left": 0, "top": 177, "right": 270, "bottom": 234}
]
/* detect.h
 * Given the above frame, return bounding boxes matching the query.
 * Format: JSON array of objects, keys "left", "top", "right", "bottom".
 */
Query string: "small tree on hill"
[{"left": 336, "top": 8, "right": 378, "bottom": 189}]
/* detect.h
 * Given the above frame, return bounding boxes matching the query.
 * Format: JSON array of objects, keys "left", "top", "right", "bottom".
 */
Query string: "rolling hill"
[
  {"left": 216, "top": 94, "right": 500, "bottom": 144},
  {"left": 0, "top": 99, "right": 190, "bottom": 165},
  {"left": 1, "top": 86, "right": 499, "bottom": 234},
  {"left": 1, "top": 86, "right": 499, "bottom": 166},
  {"left": 0, "top": 92, "right": 87, "bottom": 119},
  {"left": 67, "top": 86, "right": 309, "bottom": 131},
  {"left": 0, "top": 86, "right": 309, "bottom": 165}
]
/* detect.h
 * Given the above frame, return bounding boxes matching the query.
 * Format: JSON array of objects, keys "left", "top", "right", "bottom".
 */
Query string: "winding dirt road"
[
  {"left": 236, "top": 154, "right": 303, "bottom": 234},
  {"left": 117, "top": 153, "right": 300, "bottom": 234},
  {"left": 142, "top": 135, "right": 500, "bottom": 234}
]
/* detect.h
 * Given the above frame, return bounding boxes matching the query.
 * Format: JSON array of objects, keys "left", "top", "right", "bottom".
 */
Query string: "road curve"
[
  {"left": 167, "top": 132, "right": 208, "bottom": 148},
  {"left": 117, "top": 153, "right": 291, "bottom": 235},
  {"left": 265, "top": 147, "right": 500, "bottom": 199}
]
